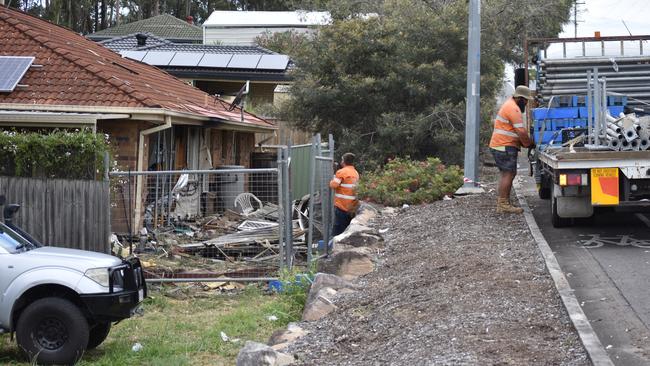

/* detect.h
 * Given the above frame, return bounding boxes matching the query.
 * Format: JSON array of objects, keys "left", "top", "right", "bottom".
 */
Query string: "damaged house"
[{"left": 0, "top": 7, "right": 276, "bottom": 234}]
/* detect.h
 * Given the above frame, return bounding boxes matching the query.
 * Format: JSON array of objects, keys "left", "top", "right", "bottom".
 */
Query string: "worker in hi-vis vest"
[
  {"left": 489, "top": 85, "right": 536, "bottom": 214},
  {"left": 329, "top": 152, "right": 360, "bottom": 236}
]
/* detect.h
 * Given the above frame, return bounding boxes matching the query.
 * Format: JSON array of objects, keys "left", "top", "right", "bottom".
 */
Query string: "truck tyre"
[
  {"left": 16, "top": 297, "right": 89, "bottom": 365},
  {"left": 87, "top": 322, "right": 111, "bottom": 349},
  {"left": 538, "top": 176, "right": 551, "bottom": 200},
  {"left": 551, "top": 196, "right": 571, "bottom": 228}
]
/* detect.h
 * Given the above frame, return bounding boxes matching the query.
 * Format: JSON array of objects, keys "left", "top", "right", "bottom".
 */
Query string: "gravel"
[{"left": 288, "top": 173, "right": 590, "bottom": 365}]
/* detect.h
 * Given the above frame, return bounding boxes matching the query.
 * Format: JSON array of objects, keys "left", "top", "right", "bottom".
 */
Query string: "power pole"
[
  {"left": 574, "top": 1, "right": 585, "bottom": 38},
  {"left": 457, "top": 0, "right": 484, "bottom": 194}
]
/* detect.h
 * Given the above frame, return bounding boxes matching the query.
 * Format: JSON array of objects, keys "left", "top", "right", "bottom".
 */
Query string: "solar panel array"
[
  {"left": 0, "top": 56, "right": 35, "bottom": 92},
  {"left": 120, "top": 50, "right": 289, "bottom": 71}
]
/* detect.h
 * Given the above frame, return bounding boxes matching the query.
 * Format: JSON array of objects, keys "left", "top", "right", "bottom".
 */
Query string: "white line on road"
[{"left": 635, "top": 213, "right": 650, "bottom": 228}]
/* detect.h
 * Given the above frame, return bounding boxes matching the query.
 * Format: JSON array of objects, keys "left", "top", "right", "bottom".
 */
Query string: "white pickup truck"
[{"left": 0, "top": 195, "right": 146, "bottom": 365}]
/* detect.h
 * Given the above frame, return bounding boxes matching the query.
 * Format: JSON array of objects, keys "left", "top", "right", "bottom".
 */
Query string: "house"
[
  {"left": 203, "top": 10, "right": 331, "bottom": 46},
  {"left": 98, "top": 32, "right": 291, "bottom": 106},
  {"left": 0, "top": 7, "right": 276, "bottom": 231},
  {"left": 86, "top": 13, "right": 202, "bottom": 44}
]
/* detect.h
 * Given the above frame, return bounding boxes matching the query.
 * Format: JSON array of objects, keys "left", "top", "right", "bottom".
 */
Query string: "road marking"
[{"left": 635, "top": 213, "right": 650, "bottom": 228}]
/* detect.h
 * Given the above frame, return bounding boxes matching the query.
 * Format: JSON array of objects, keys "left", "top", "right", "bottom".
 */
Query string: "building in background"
[
  {"left": 87, "top": 13, "right": 202, "bottom": 43},
  {"left": 203, "top": 10, "right": 331, "bottom": 46}
]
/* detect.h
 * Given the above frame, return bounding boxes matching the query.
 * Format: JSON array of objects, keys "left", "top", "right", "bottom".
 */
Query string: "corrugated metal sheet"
[
  {"left": 0, "top": 177, "right": 110, "bottom": 253},
  {"left": 290, "top": 144, "right": 313, "bottom": 200}
]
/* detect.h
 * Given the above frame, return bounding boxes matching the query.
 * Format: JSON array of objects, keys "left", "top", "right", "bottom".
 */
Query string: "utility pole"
[
  {"left": 457, "top": 0, "right": 484, "bottom": 194},
  {"left": 574, "top": 1, "right": 585, "bottom": 38}
]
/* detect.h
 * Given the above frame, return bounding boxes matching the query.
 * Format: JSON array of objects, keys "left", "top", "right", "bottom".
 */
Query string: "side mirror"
[
  {"left": 4, "top": 204, "right": 20, "bottom": 222},
  {"left": 0, "top": 195, "right": 5, "bottom": 206}
]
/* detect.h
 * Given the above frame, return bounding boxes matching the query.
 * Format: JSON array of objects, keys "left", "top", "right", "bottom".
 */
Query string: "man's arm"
[
  {"left": 329, "top": 172, "right": 342, "bottom": 189},
  {"left": 509, "top": 107, "right": 533, "bottom": 148}
]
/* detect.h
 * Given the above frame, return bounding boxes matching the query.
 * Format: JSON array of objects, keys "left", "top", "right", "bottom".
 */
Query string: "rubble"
[{"left": 236, "top": 341, "right": 295, "bottom": 366}]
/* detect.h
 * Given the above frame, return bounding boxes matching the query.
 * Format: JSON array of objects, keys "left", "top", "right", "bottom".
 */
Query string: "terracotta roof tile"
[{"left": 0, "top": 7, "right": 273, "bottom": 129}]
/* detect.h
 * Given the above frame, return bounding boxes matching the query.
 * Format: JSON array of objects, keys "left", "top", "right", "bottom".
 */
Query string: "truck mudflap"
[
  {"left": 591, "top": 168, "right": 620, "bottom": 205},
  {"left": 79, "top": 257, "right": 147, "bottom": 322}
]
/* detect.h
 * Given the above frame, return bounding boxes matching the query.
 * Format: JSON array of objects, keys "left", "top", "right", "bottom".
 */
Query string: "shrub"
[
  {"left": 0, "top": 130, "right": 111, "bottom": 180},
  {"left": 358, "top": 157, "right": 463, "bottom": 206}
]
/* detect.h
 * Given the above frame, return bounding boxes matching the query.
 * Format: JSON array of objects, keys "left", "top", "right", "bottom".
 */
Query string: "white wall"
[{"left": 204, "top": 26, "right": 314, "bottom": 46}]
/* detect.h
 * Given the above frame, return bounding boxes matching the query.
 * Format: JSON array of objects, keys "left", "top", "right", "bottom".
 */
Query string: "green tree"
[{"left": 280, "top": 0, "right": 574, "bottom": 168}]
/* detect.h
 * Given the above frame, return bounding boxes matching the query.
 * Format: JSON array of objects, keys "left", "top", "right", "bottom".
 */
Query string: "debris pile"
[{"left": 112, "top": 199, "right": 310, "bottom": 281}]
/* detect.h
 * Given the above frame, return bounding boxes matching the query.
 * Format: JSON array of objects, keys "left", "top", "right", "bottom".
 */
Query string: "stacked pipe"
[
  {"left": 597, "top": 113, "right": 650, "bottom": 151},
  {"left": 539, "top": 56, "right": 650, "bottom": 107}
]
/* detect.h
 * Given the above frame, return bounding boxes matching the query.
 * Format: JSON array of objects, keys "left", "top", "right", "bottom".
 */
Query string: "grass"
[{"left": 0, "top": 283, "right": 307, "bottom": 366}]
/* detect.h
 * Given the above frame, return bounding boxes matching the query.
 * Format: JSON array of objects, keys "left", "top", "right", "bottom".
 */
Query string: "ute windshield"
[{"left": 0, "top": 222, "right": 33, "bottom": 253}]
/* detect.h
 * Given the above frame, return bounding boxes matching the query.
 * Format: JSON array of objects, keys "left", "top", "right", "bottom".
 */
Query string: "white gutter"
[{"left": 133, "top": 115, "right": 173, "bottom": 232}]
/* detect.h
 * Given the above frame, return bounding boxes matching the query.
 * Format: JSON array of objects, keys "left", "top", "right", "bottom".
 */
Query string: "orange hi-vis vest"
[
  {"left": 489, "top": 97, "right": 532, "bottom": 149},
  {"left": 329, "top": 165, "right": 360, "bottom": 213}
]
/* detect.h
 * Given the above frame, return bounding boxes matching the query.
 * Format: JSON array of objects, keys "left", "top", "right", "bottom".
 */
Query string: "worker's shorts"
[{"left": 490, "top": 147, "right": 519, "bottom": 173}]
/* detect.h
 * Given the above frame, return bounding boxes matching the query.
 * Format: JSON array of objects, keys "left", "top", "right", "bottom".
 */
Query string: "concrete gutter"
[{"left": 513, "top": 180, "right": 614, "bottom": 366}]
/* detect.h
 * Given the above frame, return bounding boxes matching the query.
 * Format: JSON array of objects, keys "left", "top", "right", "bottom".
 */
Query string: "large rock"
[
  {"left": 302, "top": 287, "right": 338, "bottom": 321},
  {"left": 318, "top": 247, "right": 375, "bottom": 280},
  {"left": 350, "top": 203, "right": 378, "bottom": 226},
  {"left": 268, "top": 323, "right": 307, "bottom": 351},
  {"left": 236, "top": 341, "right": 294, "bottom": 366},
  {"left": 307, "top": 273, "right": 360, "bottom": 304},
  {"left": 334, "top": 224, "right": 384, "bottom": 249}
]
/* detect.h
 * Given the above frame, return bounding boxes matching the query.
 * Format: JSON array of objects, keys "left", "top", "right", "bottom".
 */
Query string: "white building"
[{"left": 203, "top": 10, "right": 331, "bottom": 46}]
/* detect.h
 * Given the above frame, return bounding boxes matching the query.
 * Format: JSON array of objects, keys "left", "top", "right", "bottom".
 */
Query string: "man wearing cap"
[{"left": 489, "top": 85, "right": 536, "bottom": 214}]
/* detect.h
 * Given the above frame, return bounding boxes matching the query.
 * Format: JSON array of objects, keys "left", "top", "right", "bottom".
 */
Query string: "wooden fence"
[{"left": 0, "top": 176, "right": 110, "bottom": 253}]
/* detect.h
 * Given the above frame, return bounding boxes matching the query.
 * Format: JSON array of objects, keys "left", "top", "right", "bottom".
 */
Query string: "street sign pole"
[{"left": 457, "top": 0, "right": 484, "bottom": 195}]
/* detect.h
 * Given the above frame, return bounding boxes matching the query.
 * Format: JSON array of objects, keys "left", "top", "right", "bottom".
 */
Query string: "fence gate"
[
  {"left": 306, "top": 133, "right": 335, "bottom": 264},
  {"left": 0, "top": 176, "right": 111, "bottom": 253}
]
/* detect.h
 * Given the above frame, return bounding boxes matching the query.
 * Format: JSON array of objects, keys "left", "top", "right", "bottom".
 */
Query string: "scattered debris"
[
  {"left": 131, "top": 343, "right": 143, "bottom": 352},
  {"left": 267, "top": 315, "right": 278, "bottom": 321}
]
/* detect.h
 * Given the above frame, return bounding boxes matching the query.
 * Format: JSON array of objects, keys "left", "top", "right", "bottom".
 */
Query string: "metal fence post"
[
  {"left": 283, "top": 145, "right": 293, "bottom": 268},
  {"left": 328, "top": 134, "right": 335, "bottom": 257},
  {"left": 306, "top": 135, "right": 317, "bottom": 264},
  {"left": 276, "top": 147, "right": 285, "bottom": 269}
]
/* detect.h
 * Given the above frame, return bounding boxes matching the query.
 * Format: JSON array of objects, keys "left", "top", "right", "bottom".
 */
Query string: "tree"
[{"left": 279, "top": 0, "right": 574, "bottom": 168}]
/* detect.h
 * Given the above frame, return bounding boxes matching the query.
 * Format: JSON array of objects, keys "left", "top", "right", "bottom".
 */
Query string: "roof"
[
  {"left": 0, "top": 7, "right": 273, "bottom": 130},
  {"left": 87, "top": 14, "right": 202, "bottom": 43},
  {"left": 98, "top": 32, "right": 291, "bottom": 82},
  {"left": 204, "top": 10, "right": 331, "bottom": 27},
  {"left": 100, "top": 33, "right": 276, "bottom": 54}
]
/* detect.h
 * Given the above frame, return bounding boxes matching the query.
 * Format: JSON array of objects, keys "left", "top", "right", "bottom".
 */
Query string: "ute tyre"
[
  {"left": 551, "top": 196, "right": 572, "bottom": 228},
  {"left": 87, "top": 322, "right": 111, "bottom": 350},
  {"left": 16, "top": 297, "right": 89, "bottom": 365}
]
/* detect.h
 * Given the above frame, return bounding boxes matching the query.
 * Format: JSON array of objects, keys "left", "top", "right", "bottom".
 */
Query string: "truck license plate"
[
  {"left": 138, "top": 289, "right": 144, "bottom": 302},
  {"left": 591, "top": 168, "right": 619, "bottom": 205}
]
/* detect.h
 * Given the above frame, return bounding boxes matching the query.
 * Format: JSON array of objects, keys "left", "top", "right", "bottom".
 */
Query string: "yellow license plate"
[{"left": 591, "top": 168, "right": 619, "bottom": 205}]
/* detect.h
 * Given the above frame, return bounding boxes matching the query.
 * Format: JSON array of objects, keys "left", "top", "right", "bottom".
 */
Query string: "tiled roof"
[
  {"left": 98, "top": 32, "right": 171, "bottom": 51},
  {"left": 0, "top": 7, "right": 273, "bottom": 129},
  {"left": 87, "top": 14, "right": 202, "bottom": 42}
]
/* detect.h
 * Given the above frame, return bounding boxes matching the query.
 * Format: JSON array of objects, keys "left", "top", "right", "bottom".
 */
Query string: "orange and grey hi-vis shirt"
[
  {"left": 489, "top": 97, "right": 532, "bottom": 149},
  {"left": 329, "top": 165, "right": 360, "bottom": 213}
]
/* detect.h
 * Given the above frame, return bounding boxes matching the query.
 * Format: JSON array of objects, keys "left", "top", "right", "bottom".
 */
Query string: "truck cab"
[{"left": 0, "top": 195, "right": 146, "bottom": 365}]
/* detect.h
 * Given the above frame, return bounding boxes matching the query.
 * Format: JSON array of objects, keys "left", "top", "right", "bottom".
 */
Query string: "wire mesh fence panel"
[
  {"left": 305, "top": 134, "right": 335, "bottom": 262},
  {"left": 109, "top": 167, "right": 294, "bottom": 280}
]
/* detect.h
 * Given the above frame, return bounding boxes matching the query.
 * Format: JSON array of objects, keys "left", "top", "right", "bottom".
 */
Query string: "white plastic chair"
[{"left": 234, "top": 192, "right": 263, "bottom": 216}]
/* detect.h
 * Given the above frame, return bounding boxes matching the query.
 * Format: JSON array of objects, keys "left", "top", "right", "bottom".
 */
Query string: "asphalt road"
[{"left": 518, "top": 168, "right": 650, "bottom": 365}]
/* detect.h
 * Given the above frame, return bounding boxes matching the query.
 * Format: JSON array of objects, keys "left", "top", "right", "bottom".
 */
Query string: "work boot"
[{"left": 496, "top": 197, "right": 523, "bottom": 214}]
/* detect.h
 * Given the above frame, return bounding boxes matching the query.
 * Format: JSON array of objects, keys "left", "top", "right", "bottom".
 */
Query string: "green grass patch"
[{"left": 0, "top": 284, "right": 306, "bottom": 366}]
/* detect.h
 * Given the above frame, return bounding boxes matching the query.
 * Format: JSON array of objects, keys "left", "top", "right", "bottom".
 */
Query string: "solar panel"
[
  {"left": 0, "top": 56, "right": 34, "bottom": 93},
  {"left": 256, "top": 55, "right": 290, "bottom": 70},
  {"left": 198, "top": 53, "right": 233, "bottom": 68},
  {"left": 227, "top": 54, "right": 262, "bottom": 69},
  {"left": 168, "top": 52, "right": 204, "bottom": 67},
  {"left": 141, "top": 51, "right": 175, "bottom": 66},
  {"left": 120, "top": 50, "right": 147, "bottom": 62}
]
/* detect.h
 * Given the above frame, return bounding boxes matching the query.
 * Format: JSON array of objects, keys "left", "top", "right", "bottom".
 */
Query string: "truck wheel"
[
  {"left": 538, "top": 176, "right": 551, "bottom": 200},
  {"left": 16, "top": 297, "right": 89, "bottom": 365},
  {"left": 87, "top": 322, "right": 111, "bottom": 349},
  {"left": 551, "top": 196, "right": 571, "bottom": 228}
]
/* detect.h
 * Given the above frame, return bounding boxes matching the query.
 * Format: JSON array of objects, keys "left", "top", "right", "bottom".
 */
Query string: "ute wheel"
[
  {"left": 551, "top": 196, "right": 572, "bottom": 228},
  {"left": 16, "top": 297, "right": 89, "bottom": 365},
  {"left": 87, "top": 322, "right": 111, "bottom": 350}
]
